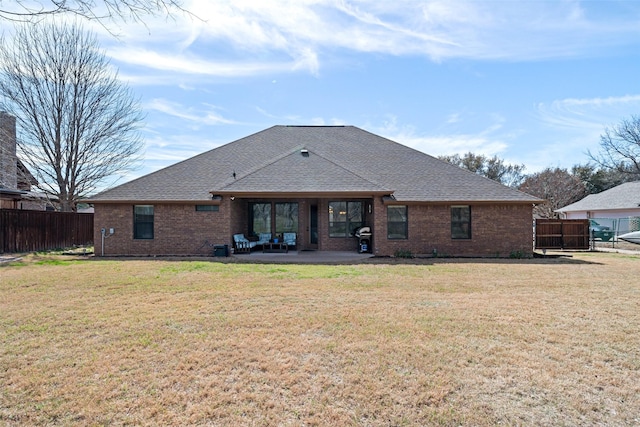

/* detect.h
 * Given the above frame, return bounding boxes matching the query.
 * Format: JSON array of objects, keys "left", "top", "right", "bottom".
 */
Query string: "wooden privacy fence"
[
  {"left": 0, "top": 209, "right": 94, "bottom": 253},
  {"left": 535, "top": 218, "right": 590, "bottom": 250}
]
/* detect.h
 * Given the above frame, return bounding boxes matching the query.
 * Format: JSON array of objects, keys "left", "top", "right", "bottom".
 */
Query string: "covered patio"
[{"left": 228, "top": 196, "right": 378, "bottom": 254}]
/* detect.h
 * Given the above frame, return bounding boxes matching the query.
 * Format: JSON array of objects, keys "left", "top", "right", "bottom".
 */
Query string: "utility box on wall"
[{"left": 213, "top": 244, "right": 229, "bottom": 257}]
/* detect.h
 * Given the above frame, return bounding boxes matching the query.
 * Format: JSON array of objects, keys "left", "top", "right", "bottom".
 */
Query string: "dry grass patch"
[{"left": 1, "top": 253, "right": 639, "bottom": 425}]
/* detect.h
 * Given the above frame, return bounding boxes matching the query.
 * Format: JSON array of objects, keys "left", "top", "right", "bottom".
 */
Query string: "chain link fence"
[{"left": 590, "top": 216, "right": 640, "bottom": 250}]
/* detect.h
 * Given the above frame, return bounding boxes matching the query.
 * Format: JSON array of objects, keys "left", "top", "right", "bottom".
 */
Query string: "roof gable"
[{"left": 218, "top": 148, "right": 390, "bottom": 194}]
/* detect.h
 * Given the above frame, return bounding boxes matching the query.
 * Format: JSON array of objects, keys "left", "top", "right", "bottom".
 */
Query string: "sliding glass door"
[{"left": 250, "top": 202, "right": 298, "bottom": 236}]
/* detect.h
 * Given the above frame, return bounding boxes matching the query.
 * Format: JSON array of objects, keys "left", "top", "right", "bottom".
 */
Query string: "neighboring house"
[
  {"left": 557, "top": 181, "right": 640, "bottom": 219},
  {"left": 556, "top": 181, "right": 640, "bottom": 234},
  {"left": 88, "top": 125, "right": 541, "bottom": 257},
  {"left": 0, "top": 112, "right": 53, "bottom": 211}
]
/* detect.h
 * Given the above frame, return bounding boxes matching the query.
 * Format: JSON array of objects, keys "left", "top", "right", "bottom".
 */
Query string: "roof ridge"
[{"left": 282, "top": 125, "right": 348, "bottom": 128}]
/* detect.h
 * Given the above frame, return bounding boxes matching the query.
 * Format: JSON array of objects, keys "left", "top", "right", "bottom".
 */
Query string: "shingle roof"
[
  {"left": 89, "top": 125, "right": 541, "bottom": 203},
  {"left": 218, "top": 149, "right": 391, "bottom": 194},
  {"left": 556, "top": 181, "right": 640, "bottom": 212}
]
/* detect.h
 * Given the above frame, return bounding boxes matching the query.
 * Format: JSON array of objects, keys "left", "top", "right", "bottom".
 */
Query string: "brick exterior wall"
[
  {"left": 94, "top": 198, "right": 534, "bottom": 258},
  {"left": 94, "top": 201, "right": 230, "bottom": 256},
  {"left": 373, "top": 202, "right": 534, "bottom": 257}
]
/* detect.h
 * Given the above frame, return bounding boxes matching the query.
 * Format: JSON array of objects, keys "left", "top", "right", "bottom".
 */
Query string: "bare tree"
[
  {"left": 0, "top": 0, "right": 185, "bottom": 24},
  {"left": 571, "top": 163, "right": 632, "bottom": 194},
  {"left": 518, "top": 168, "right": 587, "bottom": 218},
  {"left": 589, "top": 115, "right": 640, "bottom": 180},
  {"left": 0, "top": 21, "right": 144, "bottom": 211},
  {"left": 439, "top": 152, "right": 526, "bottom": 187}
]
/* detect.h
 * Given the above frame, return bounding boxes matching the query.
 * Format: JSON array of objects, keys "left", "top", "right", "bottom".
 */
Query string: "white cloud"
[
  {"left": 146, "top": 99, "right": 238, "bottom": 126},
  {"left": 389, "top": 132, "right": 508, "bottom": 158},
  {"left": 371, "top": 115, "right": 509, "bottom": 158},
  {"left": 446, "top": 113, "right": 461, "bottom": 124},
  {"left": 131, "top": 132, "right": 227, "bottom": 175},
  {"left": 107, "top": 46, "right": 303, "bottom": 77},
  {"left": 94, "top": 0, "right": 640, "bottom": 81},
  {"left": 537, "top": 94, "right": 640, "bottom": 131},
  {"left": 550, "top": 94, "right": 640, "bottom": 110},
  {"left": 522, "top": 94, "right": 640, "bottom": 171}
]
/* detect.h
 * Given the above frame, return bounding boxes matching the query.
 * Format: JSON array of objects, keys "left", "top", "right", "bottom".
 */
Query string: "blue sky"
[{"left": 13, "top": 1, "right": 640, "bottom": 185}]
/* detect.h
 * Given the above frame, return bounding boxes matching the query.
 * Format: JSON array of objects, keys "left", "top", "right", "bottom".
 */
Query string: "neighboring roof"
[
  {"left": 557, "top": 181, "right": 640, "bottom": 213},
  {"left": 89, "top": 125, "right": 541, "bottom": 204},
  {"left": 17, "top": 160, "right": 38, "bottom": 189},
  {"left": 0, "top": 187, "right": 26, "bottom": 199}
]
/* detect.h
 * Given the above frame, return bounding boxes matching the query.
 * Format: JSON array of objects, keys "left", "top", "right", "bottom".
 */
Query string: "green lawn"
[{"left": 1, "top": 252, "right": 639, "bottom": 426}]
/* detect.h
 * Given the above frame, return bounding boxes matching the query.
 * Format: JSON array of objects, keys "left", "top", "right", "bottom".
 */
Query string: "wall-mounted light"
[{"left": 230, "top": 196, "right": 235, "bottom": 201}]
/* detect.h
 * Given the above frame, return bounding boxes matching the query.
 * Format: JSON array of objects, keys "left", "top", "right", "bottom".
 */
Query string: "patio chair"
[
  {"left": 283, "top": 232, "right": 296, "bottom": 248},
  {"left": 233, "top": 233, "right": 256, "bottom": 254}
]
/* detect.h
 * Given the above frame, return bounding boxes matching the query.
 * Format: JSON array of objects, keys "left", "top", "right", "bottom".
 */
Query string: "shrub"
[{"left": 394, "top": 249, "right": 414, "bottom": 259}]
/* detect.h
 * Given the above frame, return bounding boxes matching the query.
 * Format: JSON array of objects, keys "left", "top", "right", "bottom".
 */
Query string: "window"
[
  {"left": 329, "top": 201, "right": 363, "bottom": 237},
  {"left": 387, "top": 205, "right": 408, "bottom": 239},
  {"left": 275, "top": 203, "right": 298, "bottom": 234},
  {"left": 451, "top": 205, "right": 471, "bottom": 239},
  {"left": 251, "top": 203, "right": 272, "bottom": 235},
  {"left": 195, "top": 205, "right": 219, "bottom": 212},
  {"left": 134, "top": 205, "right": 154, "bottom": 239},
  {"left": 250, "top": 202, "right": 299, "bottom": 236}
]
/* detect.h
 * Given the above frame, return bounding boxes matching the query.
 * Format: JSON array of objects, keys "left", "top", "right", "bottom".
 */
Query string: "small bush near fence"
[{"left": 0, "top": 209, "right": 94, "bottom": 253}]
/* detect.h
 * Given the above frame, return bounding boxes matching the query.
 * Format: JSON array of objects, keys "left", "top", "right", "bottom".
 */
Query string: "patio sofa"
[{"left": 232, "top": 234, "right": 256, "bottom": 254}]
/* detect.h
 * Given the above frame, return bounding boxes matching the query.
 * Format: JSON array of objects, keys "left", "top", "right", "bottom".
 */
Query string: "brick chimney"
[{"left": 0, "top": 112, "right": 18, "bottom": 190}]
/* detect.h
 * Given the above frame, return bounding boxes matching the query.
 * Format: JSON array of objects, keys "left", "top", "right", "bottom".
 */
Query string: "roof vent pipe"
[{"left": 301, "top": 149, "right": 309, "bottom": 157}]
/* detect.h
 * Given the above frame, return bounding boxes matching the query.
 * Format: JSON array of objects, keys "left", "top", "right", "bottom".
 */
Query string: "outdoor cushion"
[
  {"left": 256, "top": 233, "right": 271, "bottom": 245},
  {"left": 233, "top": 234, "right": 256, "bottom": 249},
  {"left": 283, "top": 232, "right": 296, "bottom": 246}
]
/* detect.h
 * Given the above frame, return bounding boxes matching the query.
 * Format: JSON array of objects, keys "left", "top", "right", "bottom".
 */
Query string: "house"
[
  {"left": 88, "top": 125, "right": 541, "bottom": 257},
  {"left": 556, "top": 181, "right": 640, "bottom": 234},
  {"left": 0, "top": 112, "right": 53, "bottom": 210}
]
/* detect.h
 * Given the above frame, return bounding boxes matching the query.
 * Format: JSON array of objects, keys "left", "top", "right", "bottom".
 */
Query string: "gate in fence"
[{"left": 535, "top": 219, "right": 590, "bottom": 250}]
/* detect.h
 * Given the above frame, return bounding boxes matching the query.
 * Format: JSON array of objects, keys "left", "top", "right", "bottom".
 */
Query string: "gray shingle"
[
  {"left": 89, "top": 125, "right": 541, "bottom": 203},
  {"left": 557, "top": 181, "right": 640, "bottom": 212}
]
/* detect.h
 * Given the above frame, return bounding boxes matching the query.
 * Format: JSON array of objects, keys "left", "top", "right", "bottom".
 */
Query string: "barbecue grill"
[{"left": 354, "top": 226, "right": 372, "bottom": 253}]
